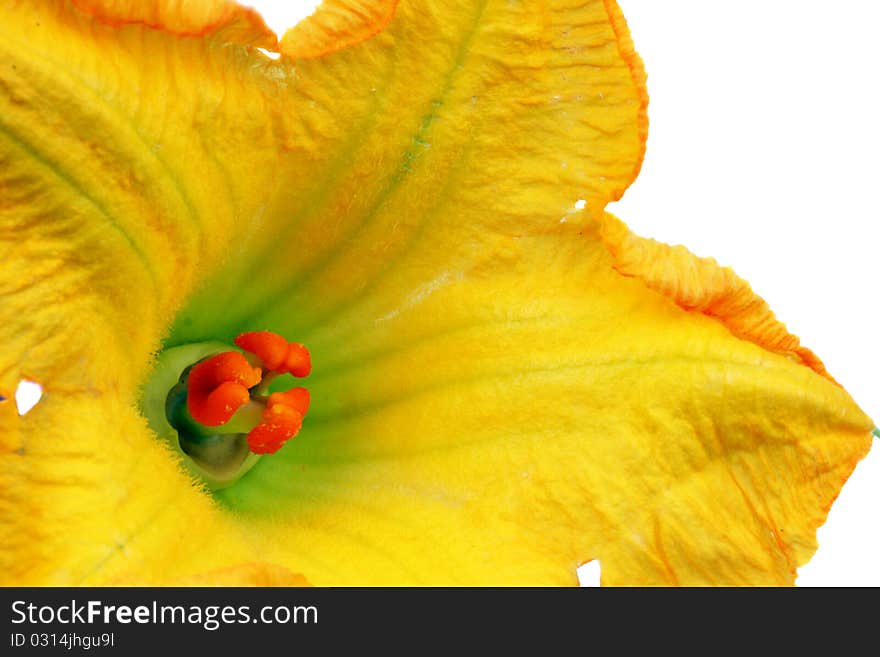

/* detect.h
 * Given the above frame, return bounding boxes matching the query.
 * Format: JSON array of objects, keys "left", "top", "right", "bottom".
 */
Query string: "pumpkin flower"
[{"left": 0, "top": 0, "right": 874, "bottom": 586}]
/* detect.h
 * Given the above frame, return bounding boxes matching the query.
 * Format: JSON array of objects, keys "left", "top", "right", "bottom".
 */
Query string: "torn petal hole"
[
  {"left": 577, "top": 560, "right": 601, "bottom": 587},
  {"left": 14, "top": 379, "right": 43, "bottom": 416}
]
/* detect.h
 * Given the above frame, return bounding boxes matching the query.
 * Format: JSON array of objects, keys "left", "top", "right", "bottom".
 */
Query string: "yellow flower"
[{"left": 0, "top": 0, "right": 874, "bottom": 586}]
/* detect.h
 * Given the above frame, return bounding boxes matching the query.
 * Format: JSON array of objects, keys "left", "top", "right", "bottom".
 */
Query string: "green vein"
[
  {"left": 294, "top": 132, "right": 477, "bottom": 344},
  {"left": 218, "top": 61, "right": 400, "bottom": 311},
  {"left": 225, "top": 0, "right": 491, "bottom": 334},
  {"left": 0, "top": 118, "right": 160, "bottom": 294},
  {"left": 0, "top": 34, "right": 202, "bottom": 233}
]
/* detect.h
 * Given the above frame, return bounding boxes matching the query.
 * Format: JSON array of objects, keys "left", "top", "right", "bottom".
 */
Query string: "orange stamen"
[
  {"left": 235, "top": 331, "right": 311, "bottom": 378},
  {"left": 247, "top": 405, "right": 304, "bottom": 454},
  {"left": 234, "top": 331, "right": 289, "bottom": 371},
  {"left": 245, "top": 387, "right": 310, "bottom": 454},
  {"left": 267, "top": 387, "right": 310, "bottom": 416},
  {"left": 284, "top": 343, "right": 312, "bottom": 378},
  {"left": 187, "top": 352, "right": 262, "bottom": 426}
]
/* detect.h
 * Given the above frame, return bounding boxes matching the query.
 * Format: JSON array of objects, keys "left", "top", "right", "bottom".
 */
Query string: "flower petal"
[
  {"left": 599, "top": 213, "right": 833, "bottom": 381},
  {"left": 170, "top": 0, "right": 648, "bottom": 343},
  {"left": 172, "top": 562, "right": 310, "bottom": 587},
  {"left": 0, "top": 383, "right": 296, "bottom": 584},
  {"left": 215, "top": 215, "right": 872, "bottom": 585},
  {"left": 0, "top": 0, "right": 303, "bottom": 585},
  {"left": 71, "top": 0, "right": 276, "bottom": 44}
]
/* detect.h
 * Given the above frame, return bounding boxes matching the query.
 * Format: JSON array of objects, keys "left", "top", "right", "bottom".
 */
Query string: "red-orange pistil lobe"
[
  {"left": 248, "top": 405, "right": 304, "bottom": 455},
  {"left": 235, "top": 332, "right": 312, "bottom": 377},
  {"left": 186, "top": 351, "right": 261, "bottom": 426}
]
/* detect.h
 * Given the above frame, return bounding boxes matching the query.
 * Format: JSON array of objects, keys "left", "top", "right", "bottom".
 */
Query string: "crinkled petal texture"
[
  {"left": 218, "top": 213, "right": 871, "bottom": 585},
  {"left": 0, "top": 0, "right": 872, "bottom": 585}
]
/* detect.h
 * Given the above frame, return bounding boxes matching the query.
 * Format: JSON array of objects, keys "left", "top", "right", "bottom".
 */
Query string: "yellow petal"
[
  {"left": 71, "top": 0, "right": 276, "bottom": 44},
  {"left": 599, "top": 214, "right": 832, "bottom": 381},
  {"left": 171, "top": 0, "right": 648, "bottom": 342},
  {"left": 0, "top": 0, "right": 301, "bottom": 585},
  {"left": 0, "top": 380, "right": 304, "bottom": 584},
  {"left": 172, "top": 563, "right": 310, "bottom": 587},
  {"left": 217, "top": 213, "right": 872, "bottom": 585},
  {"left": 3, "top": 0, "right": 648, "bottom": 348},
  {"left": 0, "top": 0, "right": 282, "bottom": 348}
]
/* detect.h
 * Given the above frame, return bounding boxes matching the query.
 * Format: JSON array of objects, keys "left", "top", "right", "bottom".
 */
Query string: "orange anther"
[
  {"left": 268, "top": 387, "right": 310, "bottom": 416},
  {"left": 234, "top": 331, "right": 289, "bottom": 371},
  {"left": 284, "top": 343, "right": 311, "bottom": 377},
  {"left": 247, "top": 406, "right": 304, "bottom": 454},
  {"left": 187, "top": 351, "right": 262, "bottom": 426},
  {"left": 234, "top": 331, "right": 311, "bottom": 378},
  {"left": 246, "top": 387, "right": 310, "bottom": 454}
]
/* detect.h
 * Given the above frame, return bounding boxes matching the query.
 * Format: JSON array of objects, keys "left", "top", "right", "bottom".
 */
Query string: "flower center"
[{"left": 141, "top": 331, "right": 311, "bottom": 490}]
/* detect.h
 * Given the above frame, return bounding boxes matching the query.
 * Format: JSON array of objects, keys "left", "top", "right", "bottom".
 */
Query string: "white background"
[{"left": 244, "top": 0, "right": 878, "bottom": 586}]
